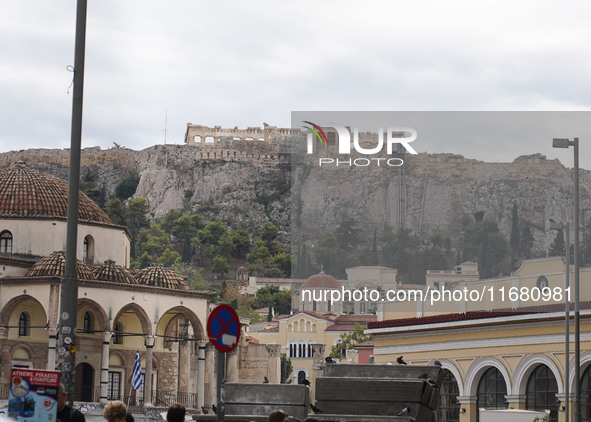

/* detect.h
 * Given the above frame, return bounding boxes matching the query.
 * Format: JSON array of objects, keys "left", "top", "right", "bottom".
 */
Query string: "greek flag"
[{"left": 132, "top": 349, "right": 142, "bottom": 390}]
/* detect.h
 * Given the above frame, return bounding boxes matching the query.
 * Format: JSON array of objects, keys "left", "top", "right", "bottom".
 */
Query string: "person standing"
[
  {"left": 56, "top": 384, "right": 85, "bottom": 422},
  {"left": 166, "top": 403, "right": 186, "bottom": 422},
  {"left": 103, "top": 401, "right": 127, "bottom": 422}
]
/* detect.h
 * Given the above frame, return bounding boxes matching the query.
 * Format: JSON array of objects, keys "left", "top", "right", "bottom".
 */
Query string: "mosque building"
[{"left": 0, "top": 163, "right": 214, "bottom": 408}]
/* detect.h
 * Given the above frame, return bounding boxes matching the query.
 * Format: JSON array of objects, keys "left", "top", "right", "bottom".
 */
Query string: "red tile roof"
[
  {"left": 255, "top": 277, "right": 293, "bottom": 285},
  {"left": 368, "top": 302, "right": 591, "bottom": 330},
  {"left": 25, "top": 251, "right": 93, "bottom": 280},
  {"left": 0, "top": 164, "right": 112, "bottom": 223},
  {"left": 277, "top": 311, "right": 336, "bottom": 321},
  {"left": 301, "top": 272, "right": 341, "bottom": 289},
  {"left": 135, "top": 264, "right": 189, "bottom": 290},
  {"left": 334, "top": 314, "right": 377, "bottom": 323}
]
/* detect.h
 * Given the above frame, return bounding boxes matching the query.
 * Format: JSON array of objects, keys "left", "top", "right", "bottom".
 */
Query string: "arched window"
[
  {"left": 83, "top": 311, "right": 93, "bottom": 333},
  {"left": 18, "top": 312, "right": 30, "bottom": 336},
  {"left": 477, "top": 367, "right": 507, "bottom": 414},
  {"left": 83, "top": 235, "right": 95, "bottom": 264},
  {"left": 437, "top": 369, "right": 460, "bottom": 422},
  {"left": 112, "top": 322, "right": 124, "bottom": 345},
  {"left": 1, "top": 231, "right": 12, "bottom": 254},
  {"left": 12, "top": 347, "right": 32, "bottom": 368},
  {"left": 526, "top": 365, "right": 558, "bottom": 422}
]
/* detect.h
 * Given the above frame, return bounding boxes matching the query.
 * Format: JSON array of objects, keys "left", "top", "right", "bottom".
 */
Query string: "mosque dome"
[
  {"left": 25, "top": 251, "right": 94, "bottom": 280},
  {"left": 92, "top": 260, "right": 138, "bottom": 284},
  {"left": 300, "top": 271, "right": 341, "bottom": 289},
  {"left": 135, "top": 264, "right": 189, "bottom": 290},
  {"left": 0, "top": 163, "right": 112, "bottom": 224}
]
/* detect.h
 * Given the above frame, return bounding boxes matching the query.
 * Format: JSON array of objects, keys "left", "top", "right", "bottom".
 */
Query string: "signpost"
[
  {"left": 207, "top": 304, "right": 241, "bottom": 422},
  {"left": 8, "top": 369, "right": 60, "bottom": 422}
]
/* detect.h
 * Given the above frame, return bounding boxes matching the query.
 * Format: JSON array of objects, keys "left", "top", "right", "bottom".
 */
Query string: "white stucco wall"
[{"left": 0, "top": 218, "right": 130, "bottom": 267}]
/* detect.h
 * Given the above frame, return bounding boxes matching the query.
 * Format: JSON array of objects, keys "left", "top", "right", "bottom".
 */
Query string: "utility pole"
[{"left": 58, "top": 0, "right": 87, "bottom": 402}]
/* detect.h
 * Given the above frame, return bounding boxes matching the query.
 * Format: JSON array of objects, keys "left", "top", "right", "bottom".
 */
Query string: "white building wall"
[{"left": 0, "top": 218, "right": 130, "bottom": 267}]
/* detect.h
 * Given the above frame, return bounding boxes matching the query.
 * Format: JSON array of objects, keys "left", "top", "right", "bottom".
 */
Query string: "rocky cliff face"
[
  {"left": 0, "top": 142, "right": 291, "bottom": 238},
  {"left": 294, "top": 152, "right": 591, "bottom": 255},
  {"left": 1, "top": 143, "right": 588, "bottom": 256}
]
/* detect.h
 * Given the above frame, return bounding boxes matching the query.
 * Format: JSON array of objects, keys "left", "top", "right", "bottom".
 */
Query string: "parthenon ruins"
[{"left": 184, "top": 123, "right": 298, "bottom": 145}]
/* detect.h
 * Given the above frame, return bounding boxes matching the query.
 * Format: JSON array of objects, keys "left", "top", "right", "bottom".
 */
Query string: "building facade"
[
  {"left": 368, "top": 257, "right": 591, "bottom": 422},
  {"left": 0, "top": 164, "right": 216, "bottom": 408}
]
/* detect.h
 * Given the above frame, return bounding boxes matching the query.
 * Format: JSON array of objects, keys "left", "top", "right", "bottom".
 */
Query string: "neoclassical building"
[
  {"left": 0, "top": 163, "right": 215, "bottom": 408},
  {"left": 367, "top": 257, "right": 591, "bottom": 422}
]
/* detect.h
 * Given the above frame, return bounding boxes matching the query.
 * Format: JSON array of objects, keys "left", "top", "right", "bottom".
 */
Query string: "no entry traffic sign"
[{"left": 207, "top": 304, "right": 241, "bottom": 353}]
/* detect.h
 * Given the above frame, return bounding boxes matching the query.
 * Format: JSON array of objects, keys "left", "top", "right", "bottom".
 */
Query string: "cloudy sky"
[{"left": 2, "top": 1, "right": 591, "bottom": 168}]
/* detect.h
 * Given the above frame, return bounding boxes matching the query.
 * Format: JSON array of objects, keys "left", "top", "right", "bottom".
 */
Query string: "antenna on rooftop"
[{"left": 164, "top": 107, "right": 168, "bottom": 144}]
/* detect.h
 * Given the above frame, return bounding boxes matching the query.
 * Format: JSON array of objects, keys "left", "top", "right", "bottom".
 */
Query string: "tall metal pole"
[
  {"left": 58, "top": 0, "right": 87, "bottom": 403},
  {"left": 566, "top": 222, "right": 570, "bottom": 422},
  {"left": 216, "top": 351, "right": 225, "bottom": 422},
  {"left": 574, "top": 138, "right": 581, "bottom": 422}
]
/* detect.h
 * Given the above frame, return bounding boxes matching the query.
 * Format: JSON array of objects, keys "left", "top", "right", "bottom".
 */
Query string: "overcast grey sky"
[{"left": 2, "top": 1, "right": 591, "bottom": 168}]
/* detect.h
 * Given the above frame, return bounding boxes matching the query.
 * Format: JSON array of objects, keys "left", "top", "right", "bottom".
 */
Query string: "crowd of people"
[
  {"left": 55, "top": 383, "right": 187, "bottom": 422},
  {"left": 56, "top": 382, "right": 320, "bottom": 422}
]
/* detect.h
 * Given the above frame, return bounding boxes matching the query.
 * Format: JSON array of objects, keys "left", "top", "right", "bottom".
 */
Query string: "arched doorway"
[
  {"left": 477, "top": 367, "right": 508, "bottom": 420},
  {"left": 526, "top": 364, "right": 558, "bottom": 422},
  {"left": 297, "top": 370, "right": 307, "bottom": 385},
  {"left": 581, "top": 365, "right": 591, "bottom": 422},
  {"left": 437, "top": 369, "right": 460, "bottom": 422},
  {"left": 74, "top": 363, "right": 95, "bottom": 402}
]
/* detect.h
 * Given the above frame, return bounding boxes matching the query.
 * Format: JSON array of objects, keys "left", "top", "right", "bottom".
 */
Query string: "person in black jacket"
[{"left": 56, "top": 384, "right": 85, "bottom": 422}]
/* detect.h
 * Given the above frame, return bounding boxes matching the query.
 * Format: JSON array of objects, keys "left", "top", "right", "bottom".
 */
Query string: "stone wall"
[{"left": 237, "top": 343, "right": 280, "bottom": 384}]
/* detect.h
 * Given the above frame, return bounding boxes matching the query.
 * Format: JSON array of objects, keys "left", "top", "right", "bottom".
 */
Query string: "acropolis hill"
[{"left": 0, "top": 123, "right": 589, "bottom": 255}]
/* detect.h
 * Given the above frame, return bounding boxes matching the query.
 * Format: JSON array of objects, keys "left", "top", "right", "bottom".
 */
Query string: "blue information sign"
[{"left": 207, "top": 304, "right": 241, "bottom": 353}]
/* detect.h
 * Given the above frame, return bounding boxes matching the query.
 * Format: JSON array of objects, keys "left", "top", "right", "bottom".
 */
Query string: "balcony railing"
[{"left": 125, "top": 391, "right": 199, "bottom": 410}]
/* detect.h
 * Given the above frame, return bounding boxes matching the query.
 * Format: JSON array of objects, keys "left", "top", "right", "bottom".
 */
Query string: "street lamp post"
[
  {"left": 553, "top": 137, "right": 580, "bottom": 422},
  {"left": 550, "top": 220, "right": 570, "bottom": 422}
]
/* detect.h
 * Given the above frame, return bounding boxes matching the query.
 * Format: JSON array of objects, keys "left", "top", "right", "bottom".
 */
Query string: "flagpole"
[{"left": 130, "top": 349, "right": 142, "bottom": 409}]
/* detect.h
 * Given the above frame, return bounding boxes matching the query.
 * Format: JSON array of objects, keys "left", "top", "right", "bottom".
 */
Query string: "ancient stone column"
[
  {"left": 265, "top": 344, "right": 281, "bottom": 383},
  {"left": 197, "top": 340, "right": 206, "bottom": 409},
  {"left": 310, "top": 344, "right": 326, "bottom": 392},
  {"left": 100, "top": 331, "right": 112, "bottom": 403},
  {"left": 178, "top": 331, "right": 191, "bottom": 393},
  {"left": 204, "top": 343, "right": 216, "bottom": 406},
  {"left": 226, "top": 350, "right": 239, "bottom": 383},
  {"left": 0, "top": 327, "right": 10, "bottom": 384},
  {"left": 47, "top": 327, "right": 57, "bottom": 370},
  {"left": 144, "top": 335, "right": 155, "bottom": 406}
]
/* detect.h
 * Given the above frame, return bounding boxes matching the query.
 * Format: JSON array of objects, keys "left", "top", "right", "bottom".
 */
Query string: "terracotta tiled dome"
[
  {"left": 135, "top": 264, "right": 189, "bottom": 290},
  {"left": 300, "top": 271, "right": 341, "bottom": 289},
  {"left": 92, "top": 260, "right": 138, "bottom": 284},
  {"left": 0, "top": 163, "right": 112, "bottom": 224},
  {"left": 25, "top": 251, "right": 94, "bottom": 280}
]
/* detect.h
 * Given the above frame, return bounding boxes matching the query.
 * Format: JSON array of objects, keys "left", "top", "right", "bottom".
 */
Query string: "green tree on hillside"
[
  {"left": 171, "top": 214, "right": 203, "bottom": 261},
  {"left": 106, "top": 198, "right": 127, "bottom": 226},
  {"left": 462, "top": 221, "right": 509, "bottom": 279},
  {"left": 126, "top": 198, "right": 150, "bottom": 259},
  {"left": 329, "top": 323, "right": 372, "bottom": 359}
]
